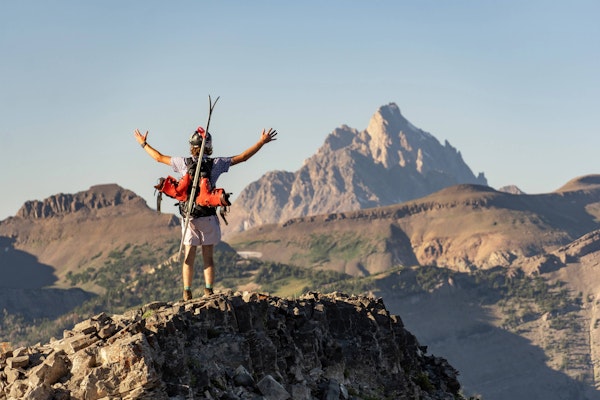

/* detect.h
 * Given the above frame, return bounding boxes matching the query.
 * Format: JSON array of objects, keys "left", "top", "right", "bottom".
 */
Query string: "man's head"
[{"left": 189, "top": 127, "right": 212, "bottom": 156}]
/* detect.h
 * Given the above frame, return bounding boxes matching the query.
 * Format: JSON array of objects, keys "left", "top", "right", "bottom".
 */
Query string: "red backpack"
[{"left": 154, "top": 158, "right": 231, "bottom": 222}]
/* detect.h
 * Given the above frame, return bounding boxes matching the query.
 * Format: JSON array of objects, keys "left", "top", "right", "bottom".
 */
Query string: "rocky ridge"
[
  {"left": 0, "top": 292, "right": 462, "bottom": 400},
  {"left": 15, "top": 184, "right": 145, "bottom": 219},
  {"left": 228, "top": 176, "right": 600, "bottom": 276},
  {"left": 0, "top": 184, "right": 179, "bottom": 284},
  {"left": 222, "top": 103, "right": 487, "bottom": 237}
]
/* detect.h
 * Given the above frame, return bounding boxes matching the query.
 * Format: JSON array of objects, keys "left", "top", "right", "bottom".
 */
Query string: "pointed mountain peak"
[
  {"left": 365, "top": 103, "right": 437, "bottom": 169},
  {"left": 368, "top": 103, "right": 406, "bottom": 137},
  {"left": 368, "top": 103, "right": 431, "bottom": 135},
  {"left": 371, "top": 103, "right": 407, "bottom": 125}
]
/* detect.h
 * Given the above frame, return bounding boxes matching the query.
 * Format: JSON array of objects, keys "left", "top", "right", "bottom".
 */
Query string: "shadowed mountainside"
[
  {"left": 0, "top": 237, "right": 56, "bottom": 289},
  {"left": 378, "top": 272, "right": 600, "bottom": 400}
]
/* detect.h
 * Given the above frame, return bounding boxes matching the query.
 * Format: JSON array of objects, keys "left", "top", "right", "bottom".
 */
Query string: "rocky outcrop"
[
  {"left": 519, "top": 230, "right": 600, "bottom": 274},
  {"left": 0, "top": 292, "right": 462, "bottom": 400},
  {"left": 224, "top": 103, "right": 487, "bottom": 236},
  {"left": 498, "top": 185, "right": 525, "bottom": 194},
  {"left": 16, "top": 184, "right": 145, "bottom": 219},
  {"left": 555, "top": 229, "right": 600, "bottom": 262}
]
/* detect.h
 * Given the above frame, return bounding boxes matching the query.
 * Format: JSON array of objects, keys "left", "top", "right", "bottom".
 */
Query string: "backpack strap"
[{"left": 185, "top": 157, "right": 214, "bottom": 182}]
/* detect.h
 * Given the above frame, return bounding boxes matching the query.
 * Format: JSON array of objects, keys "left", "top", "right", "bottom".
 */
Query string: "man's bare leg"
[
  {"left": 202, "top": 244, "right": 214, "bottom": 295},
  {"left": 182, "top": 245, "right": 197, "bottom": 299}
]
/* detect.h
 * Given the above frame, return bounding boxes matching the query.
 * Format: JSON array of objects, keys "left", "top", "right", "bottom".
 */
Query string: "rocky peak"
[
  {"left": 318, "top": 125, "right": 358, "bottom": 154},
  {"left": 16, "top": 184, "right": 146, "bottom": 219},
  {"left": 366, "top": 103, "right": 419, "bottom": 169},
  {"left": 365, "top": 103, "right": 484, "bottom": 182},
  {"left": 223, "top": 103, "right": 488, "bottom": 237},
  {"left": 498, "top": 185, "right": 526, "bottom": 195},
  {"left": 0, "top": 292, "right": 462, "bottom": 400}
]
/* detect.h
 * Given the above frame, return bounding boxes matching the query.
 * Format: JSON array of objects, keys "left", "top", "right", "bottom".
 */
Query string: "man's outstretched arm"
[
  {"left": 134, "top": 129, "right": 171, "bottom": 165},
  {"left": 231, "top": 128, "right": 278, "bottom": 166}
]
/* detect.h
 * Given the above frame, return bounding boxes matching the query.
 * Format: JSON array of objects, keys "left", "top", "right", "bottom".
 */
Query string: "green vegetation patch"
[
  {"left": 230, "top": 238, "right": 281, "bottom": 249},
  {"left": 299, "top": 232, "right": 381, "bottom": 264},
  {"left": 254, "top": 262, "right": 350, "bottom": 296}
]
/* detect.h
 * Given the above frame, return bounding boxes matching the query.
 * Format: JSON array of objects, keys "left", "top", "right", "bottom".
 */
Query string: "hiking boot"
[
  {"left": 203, "top": 287, "right": 214, "bottom": 297},
  {"left": 183, "top": 289, "right": 193, "bottom": 301}
]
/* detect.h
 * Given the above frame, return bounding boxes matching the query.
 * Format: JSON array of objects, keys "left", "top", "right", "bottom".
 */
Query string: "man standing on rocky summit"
[{"left": 134, "top": 126, "right": 277, "bottom": 300}]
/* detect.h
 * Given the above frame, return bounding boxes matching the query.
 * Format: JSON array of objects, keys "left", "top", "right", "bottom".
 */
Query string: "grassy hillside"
[
  {"left": 228, "top": 181, "right": 600, "bottom": 274},
  {"left": 2, "top": 240, "right": 577, "bottom": 348}
]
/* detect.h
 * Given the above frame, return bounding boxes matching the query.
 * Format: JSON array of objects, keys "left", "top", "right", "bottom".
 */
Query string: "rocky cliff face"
[
  {"left": 223, "top": 103, "right": 486, "bottom": 236},
  {"left": 0, "top": 292, "right": 462, "bottom": 400},
  {"left": 16, "top": 184, "right": 145, "bottom": 219}
]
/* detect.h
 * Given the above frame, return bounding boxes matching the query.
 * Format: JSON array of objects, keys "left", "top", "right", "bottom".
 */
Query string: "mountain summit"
[
  {"left": 0, "top": 292, "right": 463, "bottom": 399},
  {"left": 223, "top": 103, "right": 486, "bottom": 236}
]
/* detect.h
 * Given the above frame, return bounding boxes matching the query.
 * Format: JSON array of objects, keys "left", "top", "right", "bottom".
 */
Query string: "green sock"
[
  {"left": 184, "top": 286, "right": 191, "bottom": 291},
  {"left": 205, "top": 284, "right": 212, "bottom": 289}
]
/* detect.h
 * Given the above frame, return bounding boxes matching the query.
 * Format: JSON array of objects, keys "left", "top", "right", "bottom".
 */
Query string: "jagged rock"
[
  {"left": 4, "top": 368, "right": 19, "bottom": 385},
  {"left": 526, "top": 254, "right": 565, "bottom": 274},
  {"left": 556, "top": 229, "right": 600, "bottom": 261},
  {"left": 257, "top": 374, "right": 290, "bottom": 399},
  {"left": 0, "top": 292, "right": 463, "bottom": 400},
  {"left": 28, "top": 350, "right": 68, "bottom": 387},
  {"left": 487, "top": 250, "right": 519, "bottom": 268},
  {"left": 233, "top": 365, "right": 254, "bottom": 387},
  {"left": 6, "top": 355, "right": 28, "bottom": 369}
]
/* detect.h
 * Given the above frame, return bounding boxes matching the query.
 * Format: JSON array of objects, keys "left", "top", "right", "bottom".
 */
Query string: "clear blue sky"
[{"left": 1, "top": 1, "right": 598, "bottom": 221}]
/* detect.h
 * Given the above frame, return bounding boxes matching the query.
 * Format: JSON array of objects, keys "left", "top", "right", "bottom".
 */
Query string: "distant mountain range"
[{"left": 222, "top": 103, "right": 487, "bottom": 237}]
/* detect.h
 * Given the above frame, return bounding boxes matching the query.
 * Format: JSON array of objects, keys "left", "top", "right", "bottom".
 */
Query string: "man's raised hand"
[{"left": 261, "top": 128, "right": 278, "bottom": 144}]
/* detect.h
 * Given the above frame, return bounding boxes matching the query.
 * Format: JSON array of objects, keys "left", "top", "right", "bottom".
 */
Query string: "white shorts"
[{"left": 181, "top": 215, "right": 221, "bottom": 246}]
